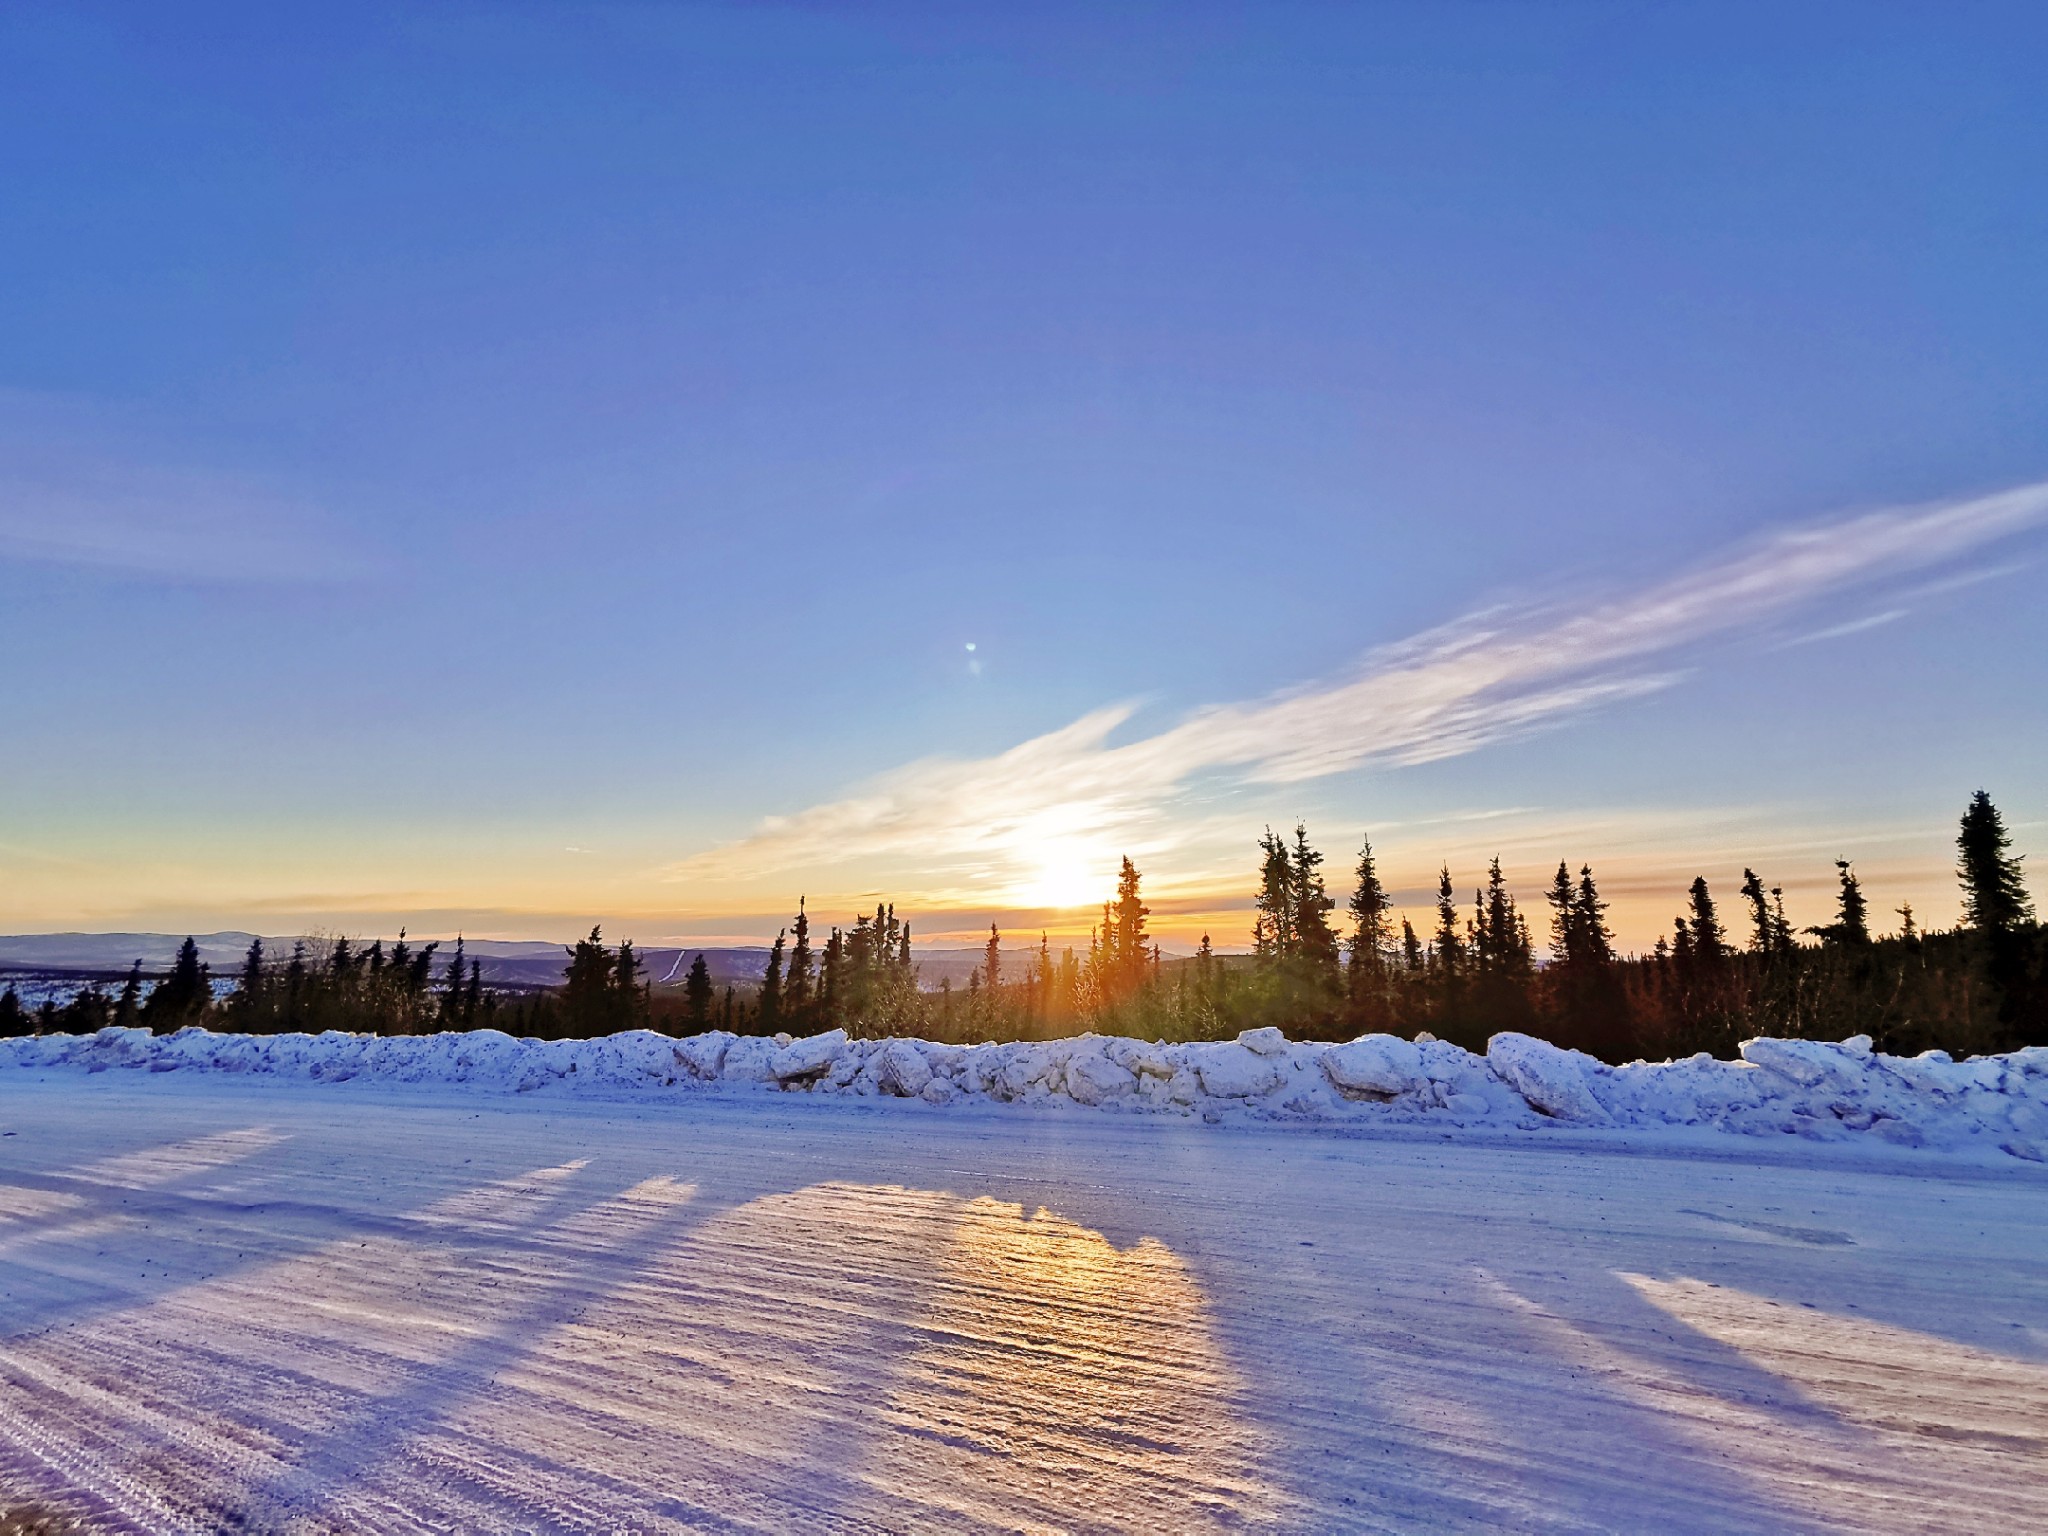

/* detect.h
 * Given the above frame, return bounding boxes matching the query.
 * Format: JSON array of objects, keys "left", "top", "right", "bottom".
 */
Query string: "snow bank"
[{"left": 6, "top": 1024, "right": 2047, "bottom": 1160}]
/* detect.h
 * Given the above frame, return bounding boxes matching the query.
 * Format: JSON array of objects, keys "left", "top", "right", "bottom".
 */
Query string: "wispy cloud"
[
  {"left": 0, "top": 393, "right": 372, "bottom": 584},
  {"left": 666, "top": 480, "right": 2048, "bottom": 902},
  {"left": 1779, "top": 609, "right": 1909, "bottom": 648}
]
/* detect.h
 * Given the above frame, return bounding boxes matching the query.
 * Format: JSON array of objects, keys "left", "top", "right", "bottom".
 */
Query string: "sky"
[{"left": 2, "top": 1, "right": 2045, "bottom": 953}]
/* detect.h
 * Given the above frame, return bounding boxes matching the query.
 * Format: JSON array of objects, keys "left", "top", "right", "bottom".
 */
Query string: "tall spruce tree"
[
  {"left": 1957, "top": 790, "right": 2032, "bottom": 931},
  {"left": 1686, "top": 878, "right": 1727, "bottom": 960},
  {"left": 684, "top": 953, "right": 714, "bottom": 1033},
  {"left": 1469, "top": 857, "right": 1534, "bottom": 1032},
  {"left": 236, "top": 938, "right": 266, "bottom": 1019},
  {"left": 759, "top": 930, "right": 786, "bottom": 1031},
  {"left": 1111, "top": 856, "right": 1150, "bottom": 997},
  {"left": 1832, "top": 861, "right": 1870, "bottom": 945},
  {"left": 1346, "top": 835, "right": 1391, "bottom": 1014},
  {"left": 563, "top": 928, "right": 635, "bottom": 1037},
  {"left": 1253, "top": 829, "right": 1295, "bottom": 960},
  {"left": 440, "top": 937, "right": 469, "bottom": 1029},
  {"left": 1290, "top": 826, "right": 1340, "bottom": 978},
  {"left": 1546, "top": 861, "right": 1579, "bottom": 968},
  {"left": 785, "top": 899, "right": 814, "bottom": 1021},
  {"left": 1574, "top": 866, "right": 1615, "bottom": 966},
  {"left": 1432, "top": 866, "right": 1464, "bottom": 1017},
  {"left": 1739, "top": 869, "right": 1777, "bottom": 953},
  {"left": 616, "top": 940, "right": 646, "bottom": 1028}
]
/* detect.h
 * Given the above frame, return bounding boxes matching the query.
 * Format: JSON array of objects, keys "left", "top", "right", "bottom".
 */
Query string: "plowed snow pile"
[{"left": 8, "top": 1023, "right": 2046, "bottom": 1160}]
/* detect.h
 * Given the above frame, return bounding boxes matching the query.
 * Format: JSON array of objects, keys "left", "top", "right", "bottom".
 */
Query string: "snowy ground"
[{"left": 1, "top": 1074, "right": 2045, "bottom": 1534}]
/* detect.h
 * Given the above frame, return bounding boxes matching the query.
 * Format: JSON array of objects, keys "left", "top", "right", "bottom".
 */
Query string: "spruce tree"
[
  {"left": 1111, "top": 856, "right": 1150, "bottom": 996},
  {"left": 562, "top": 928, "right": 616, "bottom": 1037},
  {"left": 1832, "top": 861, "right": 1870, "bottom": 945},
  {"left": 684, "top": 953, "right": 714, "bottom": 1033},
  {"left": 112, "top": 960, "right": 144, "bottom": 1030},
  {"left": 441, "top": 937, "right": 468, "bottom": 1029},
  {"left": 142, "top": 937, "right": 210, "bottom": 1034},
  {"left": 1433, "top": 867, "right": 1462, "bottom": 975},
  {"left": 819, "top": 928, "right": 844, "bottom": 1028},
  {"left": 1546, "top": 863, "right": 1627, "bottom": 1061},
  {"left": 1957, "top": 790, "right": 2032, "bottom": 931},
  {"left": 1739, "top": 869, "right": 1775, "bottom": 953},
  {"left": 616, "top": 940, "right": 646, "bottom": 1028},
  {"left": 233, "top": 938, "right": 267, "bottom": 1030},
  {"left": 1686, "top": 878, "right": 1726, "bottom": 960},
  {"left": 1347, "top": 835, "right": 1391, "bottom": 1015},
  {"left": 983, "top": 924, "right": 1002, "bottom": 995},
  {"left": 1770, "top": 887, "right": 1793, "bottom": 951},
  {"left": 0, "top": 986, "right": 27, "bottom": 1039},
  {"left": 1253, "top": 829, "right": 1295, "bottom": 959},
  {"left": 1432, "top": 866, "right": 1464, "bottom": 1020},
  {"left": 785, "top": 899, "right": 814, "bottom": 1022},
  {"left": 759, "top": 930, "right": 786, "bottom": 1031},
  {"left": 1546, "top": 861, "right": 1579, "bottom": 968},
  {"left": 1469, "top": 857, "right": 1534, "bottom": 1032},
  {"left": 1805, "top": 861, "right": 1873, "bottom": 947},
  {"left": 1573, "top": 866, "right": 1615, "bottom": 965},
  {"left": 282, "top": 941, "right": 308, "bottom": 1032},
  {"left": 1290, "top": 826, "right": 1340, "bottom": 978}
]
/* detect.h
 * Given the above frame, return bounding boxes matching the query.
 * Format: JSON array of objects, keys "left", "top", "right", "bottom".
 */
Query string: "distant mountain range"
[
  {"left": 0, "top": 932, "right": 1160, "bottom": 991},
  {"left": 0, "top": 932, "right": 770, "bottom": 991}
]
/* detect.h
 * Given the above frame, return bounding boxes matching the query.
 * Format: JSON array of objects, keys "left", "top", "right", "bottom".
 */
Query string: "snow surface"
[
  {"left": 7, "top": 1022, "right": 2048, "bottom": 1161},
  {"left": 0, "top": 1074, "right": 2043, "bottom": 1532}
]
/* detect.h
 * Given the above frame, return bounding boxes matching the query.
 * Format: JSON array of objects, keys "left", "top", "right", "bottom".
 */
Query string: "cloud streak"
[
  {"left": 0, "top": 393, "right": 372, "bottom": 584},
  {"left": 668, "top": 480, "right": 2048, "bottom": 900}
]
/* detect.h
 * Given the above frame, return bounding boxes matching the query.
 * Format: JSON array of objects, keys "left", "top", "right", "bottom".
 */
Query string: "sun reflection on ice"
[
  {"left": 875, "top": 1195, "right": 1280, "bottom": 1530},
  {"left": 0, "top": 1171, "right": 1278, "bottom": 1531}
]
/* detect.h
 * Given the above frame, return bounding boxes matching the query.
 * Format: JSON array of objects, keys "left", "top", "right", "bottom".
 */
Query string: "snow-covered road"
[{"left": 1, "top": 1076, "right": 2044, "bottom": 1533}]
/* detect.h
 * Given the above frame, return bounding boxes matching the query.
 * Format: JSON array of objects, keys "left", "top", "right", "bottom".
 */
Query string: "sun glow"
[{"left": 1017, "top": 841, "right": 1111, "bottom": 911}]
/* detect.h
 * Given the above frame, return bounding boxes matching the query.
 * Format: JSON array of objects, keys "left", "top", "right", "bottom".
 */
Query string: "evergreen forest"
[{"left": 4, "top": 791, "right": 2040, "bottom": 1063}]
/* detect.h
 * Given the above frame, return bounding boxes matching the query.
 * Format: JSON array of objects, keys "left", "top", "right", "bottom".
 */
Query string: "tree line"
[{"left": 4, "top": 790, "right": 2037, "bottom": 1061}]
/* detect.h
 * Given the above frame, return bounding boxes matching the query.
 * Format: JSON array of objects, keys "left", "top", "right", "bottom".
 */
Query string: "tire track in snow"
[{"left": 0, "top": 1080, "right": 2043, "bottom": 1532}]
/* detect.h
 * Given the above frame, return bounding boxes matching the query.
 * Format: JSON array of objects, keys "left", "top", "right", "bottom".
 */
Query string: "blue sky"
[{"left": 2, "top": 1, "right": 2044, "bottom": 948}]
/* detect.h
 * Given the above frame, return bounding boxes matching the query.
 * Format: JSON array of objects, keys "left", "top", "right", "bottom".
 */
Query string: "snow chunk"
[
  {"left": 720, "top": 1036, "right": 780, "bottom": 1084},
  {"left": 1066, "top": 1050, "right": 1138, "bottom": 1106},
  {"left": 1487, "top": 1033, "right": 1613, "bottom": 1125},
  {"left": 1237, "top": 1027, "right": 1291, "bottom": 1057},
  {"left": 1193, "top": 1044, "right": 1285, "bottom": 1099},
  {"left": 676, "top": 1032, "right": 732, "bottom": 1081},
  {"left": 1321, "top": 1035, "right": 1425, "bottom": 1099},
  {"left": 873, "top": 1039, "right": 934, "bottom": 1098},
  {"left": 1739, "top": 1037, "right": 1868, "bottom": 1092},
  {"left": 770, "top": 1029, "right": 847, "bottom": 1085}
]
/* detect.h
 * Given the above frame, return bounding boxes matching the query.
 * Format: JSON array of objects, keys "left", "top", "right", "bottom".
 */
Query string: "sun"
[{"left": 1015, "top": 844, "right": 1106, "bottom": 912}]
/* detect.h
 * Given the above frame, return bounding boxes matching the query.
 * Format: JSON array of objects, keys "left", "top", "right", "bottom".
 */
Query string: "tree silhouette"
[
  {"left": 142, "top": 937, "right": 210, "bottom": 1034},
  {"left": 1958, "top": 790, "right": 2032, "bottom": 931},
  {"left": 786, "top": 899, "right": 814, "bottom": 1023},
  {"left": 684, "top": 953, "right": 714, "bottom": 1033}
]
